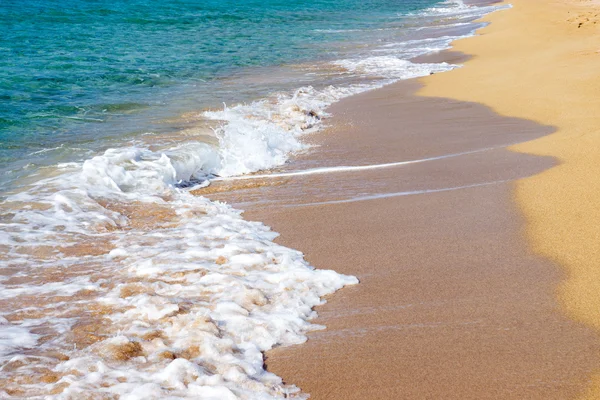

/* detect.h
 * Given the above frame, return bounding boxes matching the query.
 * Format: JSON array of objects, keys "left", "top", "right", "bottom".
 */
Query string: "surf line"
[
  {"left": 288, "top": 179, "right": 509, "bottom": 207},
  {"left": 213, "top": 145, "right": 508, "bottom": 182}
]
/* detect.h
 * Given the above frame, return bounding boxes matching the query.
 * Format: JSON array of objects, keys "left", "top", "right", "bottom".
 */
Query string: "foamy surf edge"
[
  {"left": 1, "top": 159, "right": 358, "bottom": 398},
  {"left": 0, "top": 0, "right": 509, "bottom": 398}
]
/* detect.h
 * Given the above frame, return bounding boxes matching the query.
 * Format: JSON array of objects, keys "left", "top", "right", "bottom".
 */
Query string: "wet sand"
[{"left": 205, "top": 80, "right": 600, "bottom": 398}]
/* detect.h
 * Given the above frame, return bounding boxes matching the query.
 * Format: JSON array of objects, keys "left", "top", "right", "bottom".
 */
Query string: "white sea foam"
[
  {"left": 373, "top": 34, "right": 475, "bottom": 59},
  {"left": 203, "top": 85, "right": 373, "bottom": 177},
  {"left": 418, "top": 0, "right": 510, "bottom": 19},
  {"left": 0, "top": 144, "right": 358, "bottom": 397},
  {"left": 423, "top": 0, "right": 470, "bottom": 15},
  {"left": 333, "top": 0, "right": 508, "bottom": 78},
  {"left": 0, "top": 317, "right": 39, "bottom": 358},
  {"left": 333, "top": 56, "right": 455, "bottom": 79}
]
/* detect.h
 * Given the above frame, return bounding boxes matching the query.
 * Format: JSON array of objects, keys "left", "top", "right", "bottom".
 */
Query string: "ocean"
[{"left": 0, "top": 0, "right": 504, "bottom": 398}]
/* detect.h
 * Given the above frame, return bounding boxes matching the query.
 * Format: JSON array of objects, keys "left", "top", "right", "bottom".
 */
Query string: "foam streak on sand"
[
  {"left": 213, "top": 145, "right": 506, "bottom": 182},
  {"left": 291, "top": 180, "right": 508, "bottom": 207}
]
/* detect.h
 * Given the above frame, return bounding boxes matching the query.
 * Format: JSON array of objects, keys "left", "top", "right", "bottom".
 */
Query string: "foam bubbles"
[
  {"left": 419, "top": 0, "right": 510, "bottom": 19},
  {"left": 334, "top": 56, "right": 455, "bottom": 79},
  {"left": 0, "top": 317, "right": 39, "bottom": 358},
  {"left": 204, "top": 85, "right": 373, "bottom": 177},
  {"left": 0, "top": 133, "right": 358, "bottom": 397}
]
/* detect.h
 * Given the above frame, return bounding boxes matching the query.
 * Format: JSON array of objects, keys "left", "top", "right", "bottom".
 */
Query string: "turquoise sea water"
[{"left": 0, "top": 0, "right": 440, "bottom": 186}]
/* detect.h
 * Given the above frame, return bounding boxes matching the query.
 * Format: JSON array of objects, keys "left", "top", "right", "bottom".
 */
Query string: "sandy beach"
[
  {"left": 202, "top": 0, "right": 600, "bottom": 397},
  {"left": 205, "top": 81, "right": 600, "bottom": 399},
  {"left": 420, "top": 0, "right": 600, "bottom": 397},
  {"left": 12, "top": 0, "right": 600, "bottom": 397}
]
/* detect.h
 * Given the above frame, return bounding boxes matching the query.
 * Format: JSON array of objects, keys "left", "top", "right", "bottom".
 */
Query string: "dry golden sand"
[{"left": 419, "top": 0, "right": 600, "bottom": 397}]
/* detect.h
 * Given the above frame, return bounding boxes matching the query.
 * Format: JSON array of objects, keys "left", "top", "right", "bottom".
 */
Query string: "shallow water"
[
  {"left": 0, "top": 0, "right": 507, "bottom": 398},
  {"left": 1, "top": 0, "right": 442, "bottom": 186}
]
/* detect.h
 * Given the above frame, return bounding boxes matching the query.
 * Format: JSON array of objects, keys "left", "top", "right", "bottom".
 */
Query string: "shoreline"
[
  {"left": 204, "top": 0, "right": 600, "bottom": 396},
  {"left": 210, "top": 77, "right": 600, "bottom": 398},
  {"left": 5, "top": 0, "right": 600, "bottom": 397},
  {"left": 0, "top": 2, "right": 520, "bottom": 397}
]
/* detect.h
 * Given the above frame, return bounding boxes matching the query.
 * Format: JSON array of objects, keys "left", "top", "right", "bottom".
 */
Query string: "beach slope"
[
  {"left": 419, "top": 0, "right": 600, "bottom": 397},
  {"left": 212, "top": 79, "right": 600, "bottom": 398},
  {"left": 204, "top": 0, "right": 600, "bottom": 397}
]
